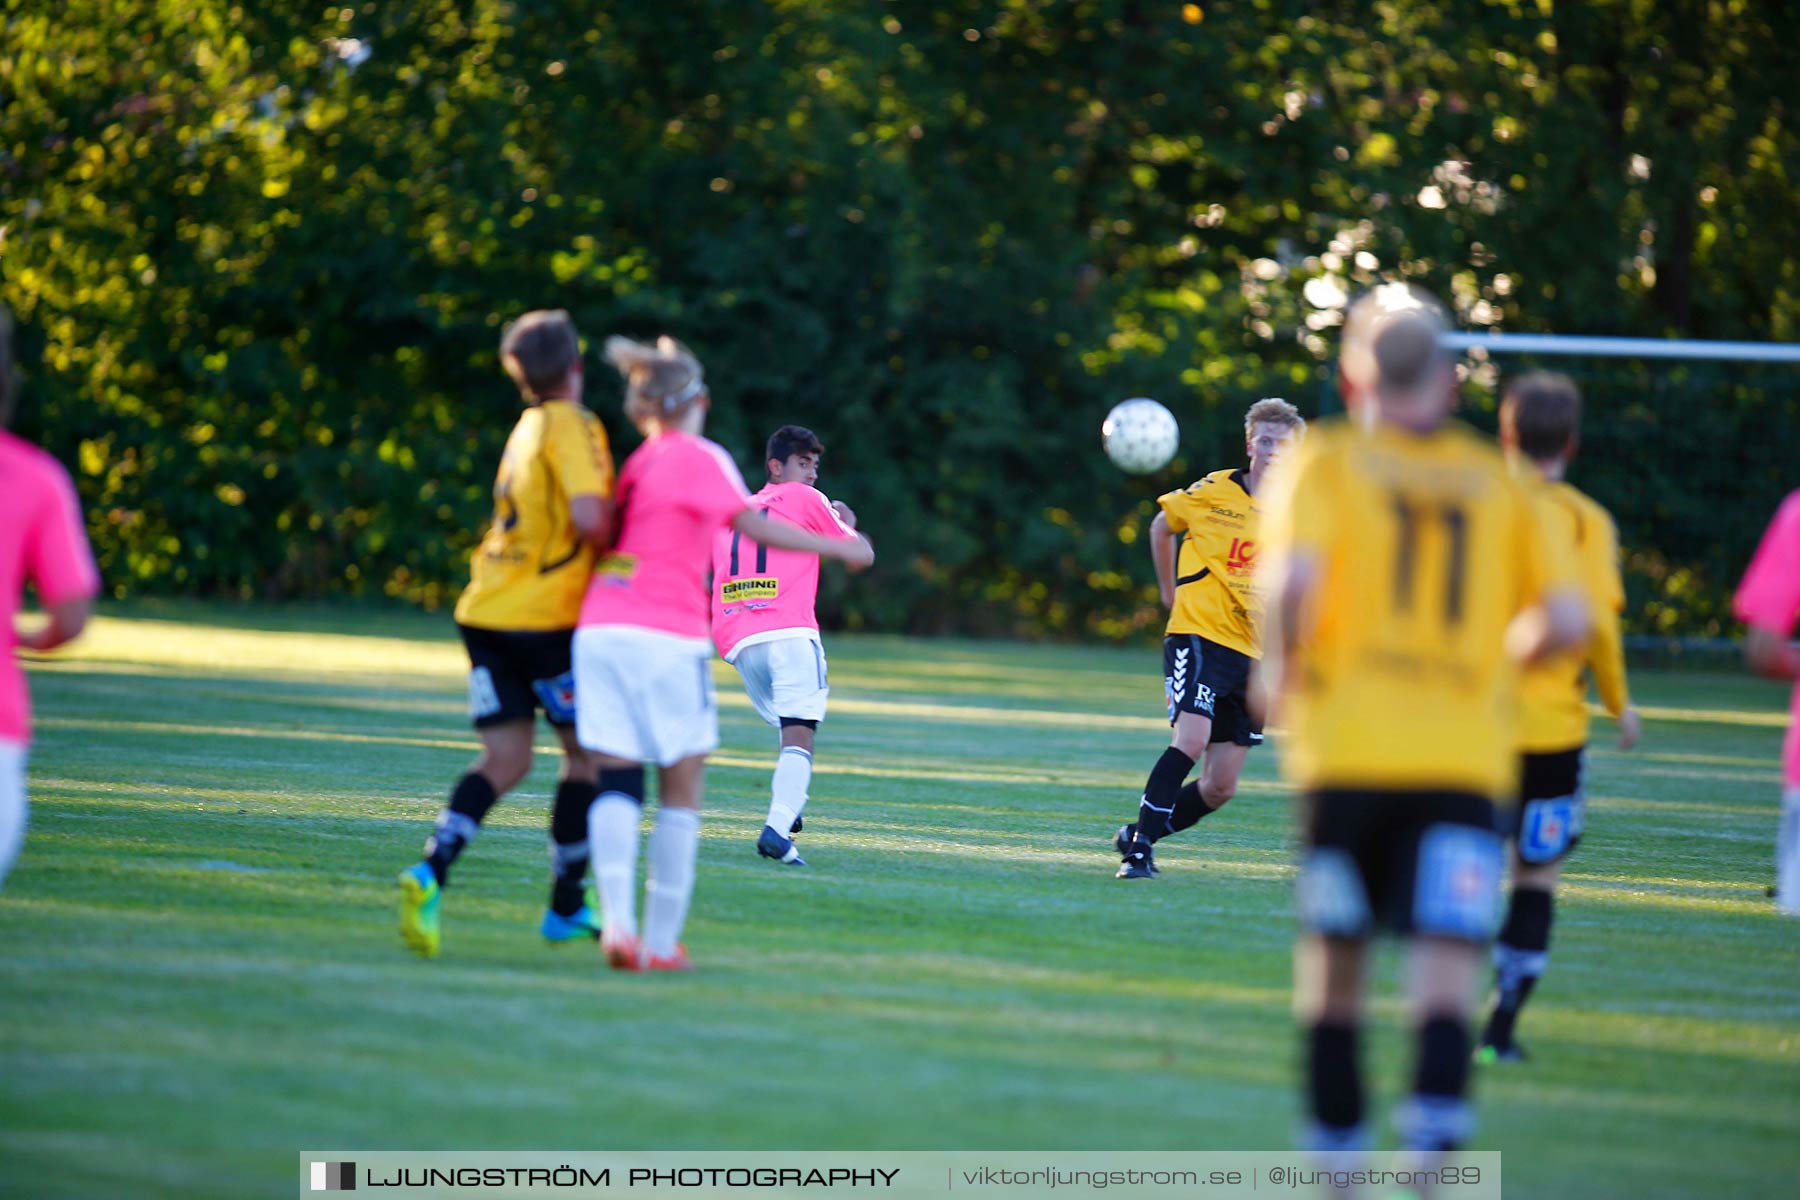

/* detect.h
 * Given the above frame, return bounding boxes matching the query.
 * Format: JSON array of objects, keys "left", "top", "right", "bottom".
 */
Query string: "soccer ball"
[{"left": 1102, "top": 398, "right": 1179, "bottom": 474}]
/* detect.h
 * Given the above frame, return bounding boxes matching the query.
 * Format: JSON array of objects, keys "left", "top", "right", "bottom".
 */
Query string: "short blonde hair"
[
  {"left": 603, "top": 334, "right": 706, "bottom": 423},
  {"left": 1245, "top": 396, "right": 1305, "bottom": 437}
]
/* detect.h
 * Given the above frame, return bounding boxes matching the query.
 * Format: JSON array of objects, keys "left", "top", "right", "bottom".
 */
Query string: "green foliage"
[{"left": 5, "top": 1, "right": 1797, "bottom": 635}]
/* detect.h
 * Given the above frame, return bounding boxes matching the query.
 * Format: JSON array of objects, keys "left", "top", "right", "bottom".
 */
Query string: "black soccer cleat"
[
  {"left": 1113, "top": 825, "right": 1159, "bottom": 876},
  {"left": 1114, "top": 837, "right": 1157, "bottom": 879}
]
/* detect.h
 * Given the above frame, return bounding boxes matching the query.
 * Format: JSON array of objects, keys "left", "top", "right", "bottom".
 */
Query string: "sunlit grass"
[{"left": 1, "top": 608, "right": 1797, "bottom": 1199}]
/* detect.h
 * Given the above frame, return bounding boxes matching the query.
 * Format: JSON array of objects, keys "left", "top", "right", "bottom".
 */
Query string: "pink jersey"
[
  {"left": 579, "top": 431, "right": 751, "bottom": 639},
  {"left": 711, "top": 481, "right": 860, "bottom": 659},
  {"left": 1734, "top": 489, "right": 1800, "bottom": 785},
  {"left": 1, "top": 432, "right": 101, "bottom": 744}
]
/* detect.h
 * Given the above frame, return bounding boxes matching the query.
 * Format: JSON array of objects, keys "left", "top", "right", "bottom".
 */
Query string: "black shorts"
[
  {"left": 458, "top": 623, "right": 577, "bottom": 729},
  {"left": 1504, "top": 747, "right": 1586, "bottom": 865},
  {"left": 1162, "top": 634, "right": 1263, "bottom": 747},
  {"left": 1298, "top": 789, "right": 1503, "bottom": 942}
]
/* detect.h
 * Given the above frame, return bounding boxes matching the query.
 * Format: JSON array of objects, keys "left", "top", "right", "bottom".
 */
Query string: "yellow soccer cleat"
[{"left": 398, "top": 862, "right": 442, "bottom": 959}]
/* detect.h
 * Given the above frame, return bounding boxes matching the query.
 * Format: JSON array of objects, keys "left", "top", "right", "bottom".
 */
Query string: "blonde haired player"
[
  {"left": 1259, "top": 284, "right": 1588, "bottom": 1161},
  {"left": 576, "top": 337, "right": 873, "bottom": 971},
  {"left": 712, "top": 425, "right": 871, "bottom": 867},
  {"left": 1479, "top": 371, "right": 1642, "bottom": 1062},
  {"left": 1114, "top": 397, "right": 1304, "bottom": 878},
  {"left": 398, "top": 309, "right": 615, "bottom": 958}
]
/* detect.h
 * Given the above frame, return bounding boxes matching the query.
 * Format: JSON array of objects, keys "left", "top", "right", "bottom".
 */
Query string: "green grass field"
[{"left": 2, "top": 606, "right": 1796, "bottom": 1199}]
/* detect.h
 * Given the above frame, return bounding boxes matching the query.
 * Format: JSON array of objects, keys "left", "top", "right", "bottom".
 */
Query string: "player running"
[
  {"left": 1259, "top": 284, "right": 1588, "bottom": 1164},
  {"left": 711, "top": 425, "right": 871, "bottom": 867},
  {"left": 398, "top": 309, "right": 615, "bottom": 959},
  {"left": 577, "top": 337, "right": 873, "bottom": 971},
  {"left": 1479, "top": 371, "right": 1642, "bottom": 1062},
  {"left": 0, "top": 305, "right": 101, "bottom": 889},
  {"left": 1734, "top": 488, "right": 1800, "bottom": 918},
  {"left": 1113, "top": 398, "right": 1305, "bottom": 879}
]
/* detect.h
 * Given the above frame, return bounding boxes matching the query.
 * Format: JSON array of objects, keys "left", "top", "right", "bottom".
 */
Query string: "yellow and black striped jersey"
[
  {"left": 1518, "top": 476, "right": 1629, "bottom": 752},
  {"left": 1259, "top": 418, "right": 1574, "bottom": 797},
  {"left": 1160, "top": 468, "right": 1262, "bottom": 657},
  {"left": 454, "top": 400, "right": 614, "bottom": 632}
]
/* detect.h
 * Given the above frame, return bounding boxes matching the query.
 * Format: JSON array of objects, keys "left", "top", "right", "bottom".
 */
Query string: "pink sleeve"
[
  {"left": 1734, "top": 491, "right": 1800, "bottom": 635},
  {"left": 26, "top": 463, "right": 101, "bottom": 605},
  {"left": 804, "top": 488, "right": 859, "bottom": 539},
  {"left": 690, "top": 441, "right": 753, "bottom": 526}
]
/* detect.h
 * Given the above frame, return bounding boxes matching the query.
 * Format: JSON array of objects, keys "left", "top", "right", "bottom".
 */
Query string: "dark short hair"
[
  {"left": 1503, "top": 371, "right": 1583, "bottom": 460},
  {"left": 500, "top": 309, "right": 581, "bottom": 397},
  {"left": 766, "top": 424, "right": 824, "bottom": 463}
]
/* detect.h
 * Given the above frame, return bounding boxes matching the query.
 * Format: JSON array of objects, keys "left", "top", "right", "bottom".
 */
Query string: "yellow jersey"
[
  {"left": 1517, "top": 476, "right": 1629, "bottom": 752},
  {"left": 1160, "top": 468, "right": 1262, "bottom": 657},
  {"left": 1259, "top": 418, "right": 1571, "bottom": 797},
  {"left": 454, "top": 400, "right": 614, "bottom": 632}
]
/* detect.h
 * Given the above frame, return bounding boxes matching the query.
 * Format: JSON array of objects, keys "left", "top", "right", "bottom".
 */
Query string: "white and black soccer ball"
[{"left": 1102, "top": 397, "right": 1179, "bottom": 474}]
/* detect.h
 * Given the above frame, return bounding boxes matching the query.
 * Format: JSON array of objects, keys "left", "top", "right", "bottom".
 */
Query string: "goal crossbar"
[{"left": 1440, "top": 331, "right": 1800, "bottom": 364}]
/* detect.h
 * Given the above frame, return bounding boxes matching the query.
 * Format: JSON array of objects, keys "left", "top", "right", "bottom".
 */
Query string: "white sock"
[
  {"left": 1778, "top": 786, "right": 1800, "bottom": 917},
  {"left": 766, "top": 745, "right": 813, "bottom": 834},
  {"left": 587, "top": 794, "right": 642, "bottom": 938},
  {"left": 643, "top": 807, "right": 701, "bottom": 957}
]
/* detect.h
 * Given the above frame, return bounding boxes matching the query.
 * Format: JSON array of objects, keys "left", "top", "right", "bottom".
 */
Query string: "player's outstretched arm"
[
  {"left": 1505, "top": 588, "right": 1590, "bottom": 666},
  {"left": 16, "top": 595, "right": 92, "bottom": 654},
  {"left": 1744, "top": 626, "right": 1800, "bottom": 681},
  {"left": 732, "top": 508, "right": 875, "bottom": 571},
  {"left": 1149, "top": 510, "right": 1177, "bottom": 608},
  {"left": 570, "top": 494, "right": 615, "bottom": 554}
]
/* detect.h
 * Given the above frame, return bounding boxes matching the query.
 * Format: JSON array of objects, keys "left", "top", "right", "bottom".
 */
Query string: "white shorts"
[
  {"left": 0, "top": 740, "right": 27, "bottom": 890},
  {"left": 728, "top": 635, "right": 830, "bottom": 726},
  {"left": 573, "top": 626, "right": 718, "bottom": 767}
]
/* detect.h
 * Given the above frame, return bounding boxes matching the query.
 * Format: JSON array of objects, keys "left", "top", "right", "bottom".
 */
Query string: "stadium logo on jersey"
[
  {"left": 310, "top": 1162, "right": 356, "bottom": 1191},
  {"left": 721, "top": 577, "right": 780, "bottom": 603}
]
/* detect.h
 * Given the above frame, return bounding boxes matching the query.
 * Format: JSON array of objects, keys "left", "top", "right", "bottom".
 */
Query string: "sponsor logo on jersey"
[
  {"left": 721, "top": 576, "right": 780, "bottom": 603},
  {"left": 597, "top": 552, "right": 637, "bottom": 582},
  {"left": 1226, "top": 537, "right": 1257, "bottom": 574}
]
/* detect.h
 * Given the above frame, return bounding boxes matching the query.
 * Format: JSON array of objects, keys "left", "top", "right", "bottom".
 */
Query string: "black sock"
[
  {"left": 1168, "top": 781, "right": 1212, "bottom": 835},
  {"left": 548, "top": 779, "right": 598, "bottom": 917},
  {"left": 1135, "top": 747, "right": 1196, "bottom": 842},
  {"left": 1307, "top": 1021, "right": 1363, "bottom": 1132},
  {"left": 1484, "top": 887, "right": 1553, "bottom": 1048},
  {"left": 1404, "top": 1016, "right": 1474, "bottom": 1151},
  {"left": 424, "top": 773, "right": 499, "bottom": 885}
]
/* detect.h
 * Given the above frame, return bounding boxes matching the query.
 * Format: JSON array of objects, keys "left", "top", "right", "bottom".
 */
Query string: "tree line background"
[{"left": 6, "top": 0, "right": 1798, "bottom": 639}]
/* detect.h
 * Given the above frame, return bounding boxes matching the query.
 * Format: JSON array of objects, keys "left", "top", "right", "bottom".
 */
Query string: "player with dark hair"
[
  {"left": 1734, "top": 489, "right": 1800, "bottom": 918},
  {"left": 577, "top": 337, "right": 873, "bottom": 971},
  {"left": 1478, "top": 371, "right": 1641, "bottom": 1062},
  {"left": 1113, "top": 397, "right": 1305, "bottom": 878},
  {"left": 398, "top": 309, "right": 617, "bottom": 959},
  {"left": 0, "top": 304, "right": 101, "bottom": 889},
  {"left": 1260, "top": 284, "right": 1589, "bottom": 1163},
  {"left": 712, "top": 424, "right": 870, "bottom": 866}
]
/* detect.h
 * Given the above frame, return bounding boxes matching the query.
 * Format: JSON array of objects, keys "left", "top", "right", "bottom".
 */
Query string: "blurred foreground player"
[
  {"left": 1479, "top": 372, "right": 1642, "bottom": 1062},
  {"left": 398, "top": 309, "right": 615, "bottom": 958},
  {"left": 711, "top": 425, "right": 870, "bottom": 867},
  {"left": 577, "top": 337, "right": 873, "bottom": 971},
  {"left": 1259, "top": 284, "right": 1588, "bottom": 1160},
  {"left": 1114, "top": 397, "right": 1304, "bottom": 878},
  {"left": 1734, "top": 488, "right": 1800, "bottom": 917},
  {"left": 0, "top": 305, "right": 100, "bottom": 889}
]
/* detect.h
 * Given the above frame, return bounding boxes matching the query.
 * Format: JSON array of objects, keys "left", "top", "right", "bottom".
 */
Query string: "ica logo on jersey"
[{"left": 1226, "top": 538, "right": 1257, "bottom": 575}]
